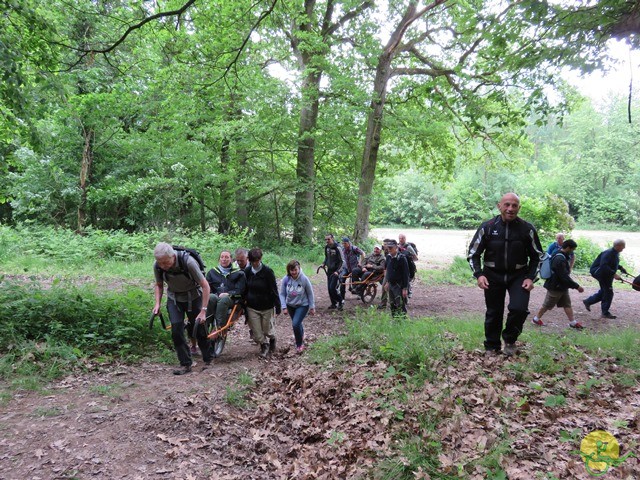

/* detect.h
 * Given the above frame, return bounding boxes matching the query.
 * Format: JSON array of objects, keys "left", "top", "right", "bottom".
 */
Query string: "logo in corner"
[{"left": 580, "top": 430, "right": 625, "bottom": 476}]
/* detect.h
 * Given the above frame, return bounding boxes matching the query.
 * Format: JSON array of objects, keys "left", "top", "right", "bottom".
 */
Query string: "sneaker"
[
  {"left": 296, "top": 345, "right": 306, "bottom": 354},
  {"left": 269, "top": 337, "right": 276, "bottom": 353},
  {"left": 337, "top": 301, "right": 344, "bottom": 311},
  {"left": 190, "top": 345, "right": 199, "bottom": 356},
  {"left": 327, "top": 304, "right": 338, "bottom": 310},
  {"left": 377, "top": 304, "right": 386, "bottom": 310},
  {"left": 601, "top": 313, "right": 617, "bottom": 319},
  {"left": 173, "top": 363, "right": 194, "bottom": 375},
  {"left": 503, "top": 343, "right": 518, "bottom": 357},
  {"left": 569, "top": 321, "right": 584, "bottom": 329},
  {"left": 259, "top": 343, "right": 269, "bottom": 358},
  {"left": 531, "top": 316, "right": 544, "bottom": 326},
  {"left": 582, "top": 300, "right": 591, "bottom": 312}
]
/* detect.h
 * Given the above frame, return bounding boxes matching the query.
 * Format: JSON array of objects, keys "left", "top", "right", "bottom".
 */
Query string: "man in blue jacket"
[{"left": 584, "top": 239, "right": 627, "bottom": 319}]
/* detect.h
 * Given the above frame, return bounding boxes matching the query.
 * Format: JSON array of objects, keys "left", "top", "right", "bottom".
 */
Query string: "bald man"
[{"left": 468, "top": 193, "right": 544, "bottom": 356}]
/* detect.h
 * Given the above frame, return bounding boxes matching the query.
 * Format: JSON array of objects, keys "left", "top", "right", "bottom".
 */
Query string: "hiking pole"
[{"left": 149, "top": 312, "right": 169, "bottom": 330}]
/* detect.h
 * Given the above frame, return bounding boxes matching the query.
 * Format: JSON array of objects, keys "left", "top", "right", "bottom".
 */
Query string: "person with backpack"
[
  {"left": 244, "top": 248, "right": 281, "bottom": 358},
  {"left": 153, "top": 242, "right": 213, "bottom": 375},
  {"left": 383, "top": 239, "right": 410, "bottom": 317},
  {"left": 340, "top": 237, "right": 365, "bottom": 300},
  {"left": 467, "top": 193, "right": 544, "bottom": 357},
  {"left": 319, "top": 234, "right": 345, "bottom": 310},
  {"left": 398, "top": 233, "right": 418, "bottom": 296},
  {"left": 583, "top": 239, "right": 628, "bottom": 319},
  {"left": 206, "top": 250, "right": 247, "bottom": 333},
  {"left": 547, "top": 233, "right": 575, "bottom": 271},
  {"left": 531, "top": 239, "right": 585, "bottom": 329},
  {"left": 280, "top": 260, "right": 315, "bottom": 353}
]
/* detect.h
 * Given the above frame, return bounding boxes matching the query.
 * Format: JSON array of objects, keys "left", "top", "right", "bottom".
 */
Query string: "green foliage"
[
  {"left": 571, "top": 236, "right": 605, "bottom": 271},
  {"left": 0, "top": 280, "right": 164, "bottom": 358},
  {"left": 419, "top": 256, "right": 476, "bottom": 287},
  {"left": 519, "top": 194, "right": 574, "bottom": 238}
]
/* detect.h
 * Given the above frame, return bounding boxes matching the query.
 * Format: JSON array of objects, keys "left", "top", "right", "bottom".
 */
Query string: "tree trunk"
[
  {"left": 354, "top": 60, "right": 391, "bottom": 243},
  {"left": 235, "top": 150, "right": 249, "bottom": 230},
  {"left": 218, "top": 135, "right": 232, "bottom": 234},
  {"left": 353, "top": 2, "right": 432, "bottom": 243},
  {"left": 292, "top": 70, "right": 321, "bottom": 244},
  {"left": 77, "top": 126, "right": 94, "bottom": 233}
]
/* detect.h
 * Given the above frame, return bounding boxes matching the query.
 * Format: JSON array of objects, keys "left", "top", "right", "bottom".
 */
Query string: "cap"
[
  {"left": 341, "top": 236, "right": 350, "bottom": 243},
  {"left": 374, "top": 245, "right": 382, "bottom": 250},
  {"left": 386, "top": 239, "right": 398, "bottom": 247}
]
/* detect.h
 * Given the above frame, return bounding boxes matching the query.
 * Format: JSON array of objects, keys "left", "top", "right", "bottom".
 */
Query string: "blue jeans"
[
  {"left": 287, "top": 304, "right": 309, "bottom": 348},
  {"left": 585, "top": 278, "right": 614, "bottom": 314}
]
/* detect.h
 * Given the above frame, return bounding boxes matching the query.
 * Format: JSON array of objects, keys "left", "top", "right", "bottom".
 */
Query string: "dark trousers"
[
  {"left": 388, "top": 283, "right": 407, "bottom": 317},
  {"left": 327, "top": 272, "right": 343, "bottom": 306},
  {"left": 167, "top": 297, "right": 212, "bottom": 365},
  {"left": 483, "top": 274, "right": 530, "bottom": 351},
  {"left": 585, "top": 278, "right": 614, "bottom": 314}
]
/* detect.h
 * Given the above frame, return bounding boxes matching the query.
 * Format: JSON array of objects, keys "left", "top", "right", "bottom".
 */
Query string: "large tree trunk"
[
  {"left": 292, "top": 71, "right": 321, "bottom": 244},
  {"left": 77, "top": 126, "right": 94, "bottom": 233},
  {"left": 354, "top": 59, "right": 391, "bottom": 243},
  {"left": 353, "top": 2, "right": 434, "bottom": 243}
]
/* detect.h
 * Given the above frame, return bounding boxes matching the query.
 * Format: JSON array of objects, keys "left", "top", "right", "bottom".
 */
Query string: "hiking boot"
[
  {"left": 327, "top": 304, "right": 338, "bottom": 310},
  {"left": 337, "top": 301, "right": 344, "bottom": 311},
  {"left": 190, "top": 345, "right": 200, "bottom": 356},
  {"left": 377, "top": 304, "right": 386, "bottom": 310},
  {"left": 569, "top": 321, "right": 584, "bottom": 329},
  {"left": 484, "top": 349, "right": 499, "bottom": 357},
  {"left": 173, "top": 363, "right": 194, "bottom": 375},
  {"left": 601, "top": 313, "right": 617, "bottom": 319},
  {"left": 269, "top": 337, "right": 276, "bottom": 353},
  {"left": 531, "top": 316, "right": 544, "bottom": 326},
  {"left": 582, "top": 300, "right": 591, "bottom": 312},
  {"left": 503, "top": 343, "right": 518, "bottom": 357},
  {"left": 259, "top": 343, "right": 269, "bottom": 358}
]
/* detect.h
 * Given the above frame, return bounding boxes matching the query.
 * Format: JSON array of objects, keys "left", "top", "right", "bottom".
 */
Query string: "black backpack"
[
  {"left": 398, "top": 250, "right": 417, "bottom": 280},
  {"left": 155, "top": 245, "right": 206, "bottom": 281}
]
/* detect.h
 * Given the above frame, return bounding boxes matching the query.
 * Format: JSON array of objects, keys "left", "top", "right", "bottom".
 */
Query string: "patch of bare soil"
[{"left": 1, "top": 273, "right": 638, "bottom": 479}]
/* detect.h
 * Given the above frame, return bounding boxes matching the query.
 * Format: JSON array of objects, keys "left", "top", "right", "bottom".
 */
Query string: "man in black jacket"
[
  {"left": 319, "top": 234, "right": 345, "bottom": 310},
  {"left": 383, "top": 240, "right": 410, "bottom": 317},
  {"left": 468, "top": 193, "right": 544, "bottom": 356},
  {"left": 531, "top": 239, "right": 585, "bottom": 329},
  {"left": 584, "top": 239, "right": 627, "bottom": 319}
]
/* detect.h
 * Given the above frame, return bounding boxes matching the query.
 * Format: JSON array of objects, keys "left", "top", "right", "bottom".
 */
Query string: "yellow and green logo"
[{"left": 579, "top": 430, "right": 632, "bottom": 476}]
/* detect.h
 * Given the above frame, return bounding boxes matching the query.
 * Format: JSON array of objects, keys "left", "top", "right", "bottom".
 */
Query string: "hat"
[
  {"left": 374, "top": 244, "right": 382, "bottom": 250},
  {"left": 341, "top": 236, "right": 350, "bottom": 243},
  {"left": 386, "top": 239, "right": 398, "bottom": 247}
]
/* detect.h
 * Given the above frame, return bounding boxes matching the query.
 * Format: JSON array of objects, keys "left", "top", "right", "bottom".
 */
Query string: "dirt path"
[{"left": 1, "top": 270, "right": 638, "bottom": 479}]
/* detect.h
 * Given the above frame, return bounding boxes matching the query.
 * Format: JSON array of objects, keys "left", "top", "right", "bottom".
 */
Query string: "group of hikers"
[
  {"left": 152, "top": 233, "right": 419, "bottom": 375},
  {"left": 319, "top": 234, "right": 418, "bottom": 316},
  {"left": 153, "top": 192, "right": 630, "bottom": 373},
  {"left": 153, "top": 244, "right": 315, "bottom": 375},
  {"left": 467, "top": 192, "right": 629, "bottom": 357}
]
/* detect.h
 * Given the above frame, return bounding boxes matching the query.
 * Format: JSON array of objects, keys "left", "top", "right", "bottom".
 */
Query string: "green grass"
[{"left": 223, "top": 370, "right": 256, "bottom": 409}]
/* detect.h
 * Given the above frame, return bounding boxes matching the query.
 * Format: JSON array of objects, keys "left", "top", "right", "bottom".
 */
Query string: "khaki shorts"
[{"left": 542, "top": 289, "right": 572, "bottom": 309}]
